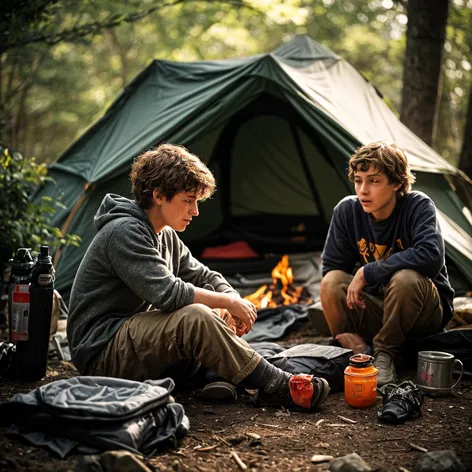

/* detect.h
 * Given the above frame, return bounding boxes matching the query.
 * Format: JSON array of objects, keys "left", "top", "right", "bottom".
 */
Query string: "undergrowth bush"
[{"left": 0, "top": 147, "right": 80, "bottom": 270}]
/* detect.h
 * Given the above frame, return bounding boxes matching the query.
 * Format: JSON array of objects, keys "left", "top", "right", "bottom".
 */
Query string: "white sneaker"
[{"left": 374, "top": 351, "right": 398, "bottom": 386}]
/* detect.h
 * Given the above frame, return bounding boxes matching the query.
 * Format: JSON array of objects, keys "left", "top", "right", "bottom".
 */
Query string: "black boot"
[{"left": 378, "top": 381, "right": 423, "bottom": 424}]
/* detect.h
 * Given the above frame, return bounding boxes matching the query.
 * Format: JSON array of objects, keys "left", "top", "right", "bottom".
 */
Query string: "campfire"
[{"left": 244, "top": 255, "right": 312, "bottom": 309}]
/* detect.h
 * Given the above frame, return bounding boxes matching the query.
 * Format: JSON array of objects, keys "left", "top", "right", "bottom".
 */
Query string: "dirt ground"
[{"left": 1, "top": 323, "right": 471, "bottom": 472}]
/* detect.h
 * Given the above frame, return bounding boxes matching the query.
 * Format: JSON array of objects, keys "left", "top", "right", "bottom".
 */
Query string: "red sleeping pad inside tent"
[{"left": 201, "top": 241, "right": 259, "bottom": 259}]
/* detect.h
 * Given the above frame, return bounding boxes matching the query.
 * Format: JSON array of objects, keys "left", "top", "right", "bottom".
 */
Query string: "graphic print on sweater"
[{"left": 357, "top": 238, "right": 405, "bottom": 263}]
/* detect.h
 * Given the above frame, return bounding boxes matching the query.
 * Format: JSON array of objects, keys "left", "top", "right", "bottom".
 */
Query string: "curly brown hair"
[
  {"left": 348, "top": 142, "right": 415, "bottom": 197},
  {"left": 130, "top": 143, "right": 216, "bottom": 209}
]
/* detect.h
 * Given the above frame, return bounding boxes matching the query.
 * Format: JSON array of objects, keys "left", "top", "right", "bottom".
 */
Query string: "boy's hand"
[
  {"left": 227, "top": 294, "right": 257, "bottom": 330},
  {"left": 216, "top": 309, "right": 250, "bottom": 336},
  {"left": 346, "top": 267, "right": 367, "bottom": 309}
]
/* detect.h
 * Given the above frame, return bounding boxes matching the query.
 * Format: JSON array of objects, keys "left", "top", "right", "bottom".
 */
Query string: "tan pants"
[
  {"left": 86, "top": 304, "right": 261, "bottom": 385},
  {"left": 321, "top": 269, "right": 443, "bottom": 356}
]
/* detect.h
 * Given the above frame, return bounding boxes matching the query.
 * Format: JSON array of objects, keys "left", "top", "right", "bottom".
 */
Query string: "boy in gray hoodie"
[{"left": 68, "top": 143, "right": 329, "bottom": 411}]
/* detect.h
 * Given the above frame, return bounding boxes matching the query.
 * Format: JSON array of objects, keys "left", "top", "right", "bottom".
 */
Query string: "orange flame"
[{"left": 244, "top": 255, "right": 312, "bottom": 309}]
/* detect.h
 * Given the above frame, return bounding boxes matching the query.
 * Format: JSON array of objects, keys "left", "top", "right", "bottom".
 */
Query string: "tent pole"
[{"left": 53, "top": 183, "right": 95, "bottom": 267}]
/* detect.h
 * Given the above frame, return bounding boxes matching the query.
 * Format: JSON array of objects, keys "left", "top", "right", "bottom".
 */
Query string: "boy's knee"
[
  {"left": 177, "top": 303, "right": 221, "bottom": 331},
  {"left": 388, "top": 269, "right": 424, "bottom": 292},
  {"left": 191, "top": 303, "right": 215, "bottom": 317},
  {"left": 321, "top": 270, "right": 350, "bottom": 297},
  {"left": 174, "top": 304, "right": 229, "bottom": 347}
]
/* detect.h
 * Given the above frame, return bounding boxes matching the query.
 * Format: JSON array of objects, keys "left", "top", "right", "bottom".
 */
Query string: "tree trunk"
[
  {"left": 458, "top": 83, "right": 472, "bottom": 179},
  {"left": 400, "top": 0, "right": 449, "bottom": 147}
]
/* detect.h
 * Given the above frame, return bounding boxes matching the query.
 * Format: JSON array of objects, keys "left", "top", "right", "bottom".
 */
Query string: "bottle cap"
[
  {"left": 38, "top": 245, "right": 52, "bottom": 263},
  {"left": 9, "top": 248, "right": 35, "bottom": 272},
  {"left": 349, "top": 353, "right": 374, "bottom": 368}
]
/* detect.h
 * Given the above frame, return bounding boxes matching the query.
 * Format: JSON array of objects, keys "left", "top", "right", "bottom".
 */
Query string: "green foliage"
[
  {"left": 1, "top": 0, "right": 471, "bottom": 165},
  {"left": 0, "top": 147, "right": 80, "bottom": 268},
  {"left": 0, "top": 0, "right": 61, "bottom": 53},
  {"left": 1, "top": 0, "right": 232, "bottom": 52}
]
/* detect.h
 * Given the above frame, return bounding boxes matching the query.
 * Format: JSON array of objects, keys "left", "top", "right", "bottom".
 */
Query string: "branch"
[
  {"left": 2, "top": 49, "right": 49, "bottom": 106},
  {"left": 3, "top": 0, "right": 251, "bottom": 52}
]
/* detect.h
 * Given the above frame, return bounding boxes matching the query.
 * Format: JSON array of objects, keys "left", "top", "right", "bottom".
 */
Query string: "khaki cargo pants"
[
  {"left": 85, "top": 304, "right": 261, "bottom": 385},
  {"left": 322, "top": 269, "right": 443, "bottom": 356}
]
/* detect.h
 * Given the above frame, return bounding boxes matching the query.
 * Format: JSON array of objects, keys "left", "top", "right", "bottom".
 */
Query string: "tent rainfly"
[{"left": 36, "top": 35, "right": 472, "bottom": 297}]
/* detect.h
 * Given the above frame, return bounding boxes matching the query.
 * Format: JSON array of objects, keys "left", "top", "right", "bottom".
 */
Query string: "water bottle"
[
  {"left": 8, "top": 248, "right": 35, "bottom": 344},
  {"left": 20, "top": 246, "right": 55, "bottom": 380},
  {"left": 8, "top": 246, "right": 55, "bottom": 381}
]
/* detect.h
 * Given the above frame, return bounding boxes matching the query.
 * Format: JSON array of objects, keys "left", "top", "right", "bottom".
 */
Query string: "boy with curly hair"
[
  {"left": 320, "top": 142, "right": 454, "bottom": 385},
  {"left": 68, "top": 143, "right": 330, "bottom": 410}
]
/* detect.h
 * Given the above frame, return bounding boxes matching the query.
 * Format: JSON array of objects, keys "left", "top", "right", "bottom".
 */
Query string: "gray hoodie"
[{"left": 68, "top": 194, "right": 236, "bottom": 373}]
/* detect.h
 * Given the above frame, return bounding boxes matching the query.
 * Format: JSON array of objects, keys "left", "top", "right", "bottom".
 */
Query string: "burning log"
[{"left": 244, "top": 255, "right": 312, "bottom": 309}]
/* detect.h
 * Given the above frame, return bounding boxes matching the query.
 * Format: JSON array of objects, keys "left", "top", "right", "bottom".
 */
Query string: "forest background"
[{"left": 0, "top": 0, "right": 471, "bottom": 175}]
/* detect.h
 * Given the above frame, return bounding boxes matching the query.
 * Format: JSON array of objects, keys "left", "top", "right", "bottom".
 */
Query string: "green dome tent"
[{"left": 36, "top": 35, "right": 472, "bottom": 297}]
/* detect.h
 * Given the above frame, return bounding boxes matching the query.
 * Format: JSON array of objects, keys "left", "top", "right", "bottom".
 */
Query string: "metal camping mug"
[{"left": 417, "top": 351, "right": 464, "bottom": 393}]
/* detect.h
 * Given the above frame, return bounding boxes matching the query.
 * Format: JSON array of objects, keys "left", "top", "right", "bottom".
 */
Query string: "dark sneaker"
[
  {"left": 201, "top": 381, "right": 238, "bottom": 401},
  {"left": 374, "top": 351, "right": 398, "bottom": 386},
  {"left": 253, "top": 374, "right": 330, "bottom": 411},
  {"left": 378, "top": 380, "right": 423, "bottom": 424}
]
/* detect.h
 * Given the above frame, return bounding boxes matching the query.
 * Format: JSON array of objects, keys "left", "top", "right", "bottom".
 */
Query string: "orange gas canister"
[{"left": 344, "top": 354, "right": 378, "bottom": 408}]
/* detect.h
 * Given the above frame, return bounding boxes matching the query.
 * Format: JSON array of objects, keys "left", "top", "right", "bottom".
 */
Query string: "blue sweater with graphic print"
[{"left": 322, "top": 191, "right": 454, "bottom": 327}]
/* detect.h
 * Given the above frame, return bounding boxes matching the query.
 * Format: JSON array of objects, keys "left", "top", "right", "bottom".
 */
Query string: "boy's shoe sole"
[{"left": 201, "top": 381, "right": 238, "bottom": 400}]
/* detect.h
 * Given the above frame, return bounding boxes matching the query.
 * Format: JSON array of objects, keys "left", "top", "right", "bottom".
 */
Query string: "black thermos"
[{"left": 8, "top": 246, "right": 55, "bottom": 380}]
